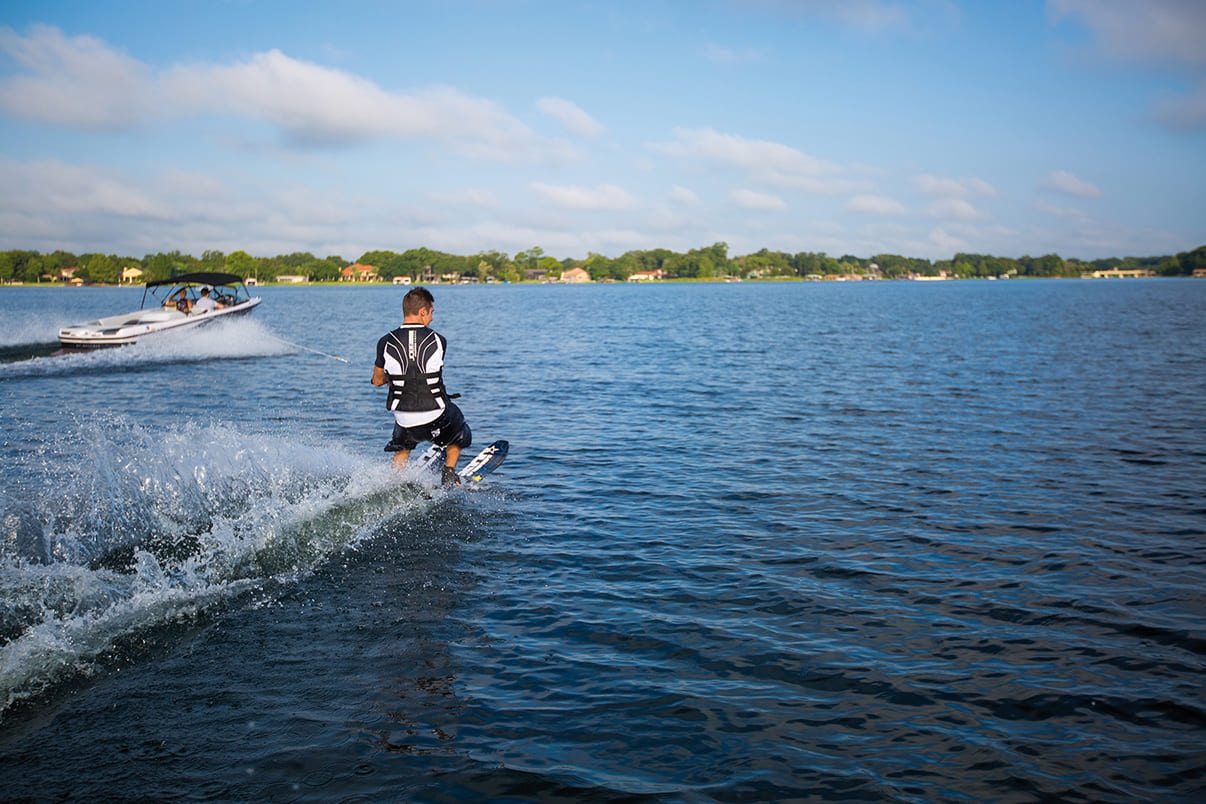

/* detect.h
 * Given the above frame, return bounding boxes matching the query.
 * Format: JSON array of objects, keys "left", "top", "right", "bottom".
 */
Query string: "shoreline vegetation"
[{"left": 3, "top": 243, "right": 1204, "bottom": 287}]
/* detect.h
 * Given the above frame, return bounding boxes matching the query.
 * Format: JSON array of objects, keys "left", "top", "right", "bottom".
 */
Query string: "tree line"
[{"left": 2, "top": 242, "right": 1203, "bottom": 285}]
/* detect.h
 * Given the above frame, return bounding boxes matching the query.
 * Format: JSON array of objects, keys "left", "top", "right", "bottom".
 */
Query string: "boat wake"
[
  {"left": 0, "top": 311, "right": 70, "bottom": 363},
  {"left": 0, "top": 311, "right": 74, "bottom": 351},
  {"left": 0, "top": 318, "right": 293, "bottom": 375},
  {"left": 0, "top": 418, "right": 442, "bottom": 724}
]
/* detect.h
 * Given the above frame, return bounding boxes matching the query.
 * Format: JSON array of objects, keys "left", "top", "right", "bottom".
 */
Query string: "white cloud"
[
  {"left": 670, "top": 185, "right": 699, "bottom": 204},
  {"left": 429, "top": 188, "right": 500, "bottom": 208},
  {"left": 913, "top": 174, "right": 997, "bottom": 198},
  {"left": 0, "top": 158, "right": 162, "bottom": 218},
  {"left": 1035, "top": 201, "right": 1091, "bottom": 221},
  {"left": 1153, "top": 78, "right": 1206, "bottom": 129},
  {"left": 649, "top": 127, "right": 841, "bottom": 177},
  {"left": 926, "top": 198, "right": 983, "bottom": 220},
  {"left": 1040, "top": 169, "right": 1103, "bottom": 199},
  {"left": 766, "top": 173, "right": 875, "bottom": 195},
  {"left": 528, "top": 182, "right": 639, "bottom": 210},
  {"left": 704, "top": 43, "right": 766, "bottom": 65},
  {"left": 0, "top": 25, "right": 542, "bottom": 157},
  {"left": 0, "top": 24, "right": 149, "bottom": 129},
  {"left": 738, "top": 0, "right": 961, "bottom": 33},
  {"left": 0, "top": 156, "right": 373, "bottom": 256},
  {"left": 648, "top": 127, "right": 862, "bottom": 195},
  {"left": 1049, "top": 0, "right": 1206, "bottom": 68},
  {"left": 1049, "top": 0, "right": 1206, "bottom": 130},
  {"left": 731, "top": 188, "right": 786, "bottom": 210},
  {"left": 927, "top": 226, "right": 969, "bottom": 253},
  {"left": 537, "top": 96, "right": 606, "bottom": 138},
  {"left": 166, "top": 49, "right": 531, "bottom": 149},
  {"left": 847, "top": 195, "right": 907, "bottom": 215},
  {"left": 831, "top": 1, "right": 913, "bottom": 32}
]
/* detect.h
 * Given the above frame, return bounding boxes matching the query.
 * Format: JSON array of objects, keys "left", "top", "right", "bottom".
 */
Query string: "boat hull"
[{"left": 58, "top": 297, "right": 262, "bottom": 348}]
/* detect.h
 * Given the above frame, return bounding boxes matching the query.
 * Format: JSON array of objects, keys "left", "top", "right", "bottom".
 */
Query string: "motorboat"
[{"left": 58, "top": 272, "right": 263, "bottom": 348}]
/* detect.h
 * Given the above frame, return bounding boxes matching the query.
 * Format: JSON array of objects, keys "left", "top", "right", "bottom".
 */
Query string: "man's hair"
[{"left": 402, "top": 286, "right": 434, "bottom": 316}]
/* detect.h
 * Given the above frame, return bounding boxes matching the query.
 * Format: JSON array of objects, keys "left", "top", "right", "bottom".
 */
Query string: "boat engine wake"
[
  {"left": 0, "top": 318, "right": 293, "bottom": 375},
  {"left": 0, "top": 419, "right": 439, "bottom": 723}
]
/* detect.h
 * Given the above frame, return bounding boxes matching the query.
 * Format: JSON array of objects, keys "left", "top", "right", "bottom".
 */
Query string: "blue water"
[{"left": 1, "top": 280, "right": 1203, "bottom": 802}]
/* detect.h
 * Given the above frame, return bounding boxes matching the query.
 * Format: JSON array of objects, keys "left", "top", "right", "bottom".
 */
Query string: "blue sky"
[{"left": 1, "top": 0, "right": 1203, "bottom": 262}]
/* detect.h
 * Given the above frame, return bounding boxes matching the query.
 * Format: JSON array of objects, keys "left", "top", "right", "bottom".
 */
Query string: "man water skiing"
[{"left": 371, "top": 286, "right": 472, "bottom": 485}]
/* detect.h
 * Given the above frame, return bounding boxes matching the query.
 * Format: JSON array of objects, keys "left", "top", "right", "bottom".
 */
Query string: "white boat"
[{"left": 58, "top": 272, "right": 263, "bottom": 348}]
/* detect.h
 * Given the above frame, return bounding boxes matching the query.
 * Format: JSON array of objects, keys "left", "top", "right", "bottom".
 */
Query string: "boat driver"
[{"left": 192, "top": 287, "right": 225, "bottom": 313}]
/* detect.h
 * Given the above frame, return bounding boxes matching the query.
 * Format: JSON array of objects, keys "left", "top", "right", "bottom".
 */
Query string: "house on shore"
[
  {"left": 1087, "top": 268, "right": 1155, "bottom": 278},
  {"left": 560, "top": 267, "right": 591, "bottom": 283},
  {"left": 627, "top": 270, "right": 663, "bottom": 282},
  {"left": 341, "top": 263, "right": 379, "bottom": 282}
]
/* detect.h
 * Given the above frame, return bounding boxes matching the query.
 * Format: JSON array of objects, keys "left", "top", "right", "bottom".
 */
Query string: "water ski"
[
  {"left": 458, "top": 439, "right": 509, "bottom": 485},
  {"left": 414, "top": 443, "right": 448, "bottom": 474},
  {"left": 413, "top": 439, "right": 509, "bottom": 487}
]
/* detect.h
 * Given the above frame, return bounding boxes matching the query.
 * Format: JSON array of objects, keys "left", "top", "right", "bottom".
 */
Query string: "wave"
[
  {"left": 0, "top": 418, "right": 444, "bottom": 722},
  {"left": 0, "top": 311, "right": 76, "bottom": 349},
  {"left": 0, "top": 318, "right": 294, "bottom": 374}
]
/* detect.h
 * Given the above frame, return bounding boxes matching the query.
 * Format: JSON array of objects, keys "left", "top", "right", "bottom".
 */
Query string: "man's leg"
[
  {"left": 440, "top": 405, "right": 470, "bottom": 471},
  {"left": 392, "top": 449, "right": 411, "bottom": 470},
  {"left": 440, "top": 446, "right": 462, "bottom": 486},
  {"left": 387, "top": 421, "right": 415, "bottom": 471}
]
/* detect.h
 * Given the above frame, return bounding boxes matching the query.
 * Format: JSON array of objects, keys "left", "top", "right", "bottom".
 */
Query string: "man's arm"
[{"left": 371, "top": 365, "right": 387, "bottom": 386}]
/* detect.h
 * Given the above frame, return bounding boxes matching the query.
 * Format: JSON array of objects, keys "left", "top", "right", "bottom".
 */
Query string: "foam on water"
[
  {"left": 0, "top": 310, "right": 69, "bottom": 349},
  {"left": 0, "top": 317, "right": 294, "bottom": 375},
  {"left": 0, "top": 417, "right": 441, "bottom": 722}
]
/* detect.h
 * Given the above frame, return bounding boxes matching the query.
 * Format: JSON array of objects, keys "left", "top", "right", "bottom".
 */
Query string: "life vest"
[{"left": 384, "top": 327, "right": 448, "bottom": 412}]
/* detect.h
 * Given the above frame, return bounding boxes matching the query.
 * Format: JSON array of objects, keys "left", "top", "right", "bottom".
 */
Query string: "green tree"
[
  {"left": 255, "top": 255, "right": 288, "bottom": 281},
  {"left": 24, "top": 255, "right": 44, "bottom": 283},
  {"left": 143, "top": 252, "right": 173, "bottom": 282},
  {"left": 200, "top": 250, "right": 225, "bottom": 271},
  {"left": 870, "top": 253, "right": 932, "bottom": 279},
  {"left": 584, "top": 252, "right": 614, "bottom": 280},
  {"left": 44, "top": 251, "right": 79, "bottom": 277},
  {"left": 513, "top": 246, "right": 545, "bottom": 276},
  {"left": 80, "top": 253, "right": 119, "bottom": 284},
  {"left": 302, "top": 257, "right": 343, "bottom": 282},
  {"left": 1176, "top": 245, "right": 1206, "bottom": 276},
  {"left": 225, "top": 250, "right": 255, "bottom": 278},
  {"left": 839, "top": 254, "right": 865, "bottom": 271}
]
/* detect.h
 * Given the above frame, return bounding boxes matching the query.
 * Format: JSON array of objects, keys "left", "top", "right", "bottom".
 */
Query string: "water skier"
[{"left": 371, "top": 286, "right": 472, "bottom": 485}]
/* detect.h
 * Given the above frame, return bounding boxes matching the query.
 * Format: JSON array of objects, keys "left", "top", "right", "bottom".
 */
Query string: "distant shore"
[{"left": 3, "top": 274, "right": 1198, "bottom": 289}]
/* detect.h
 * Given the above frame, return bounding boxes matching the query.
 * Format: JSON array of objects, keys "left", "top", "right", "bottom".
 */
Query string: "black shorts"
[{"left": 385, "top": 403, "right": 472, "bottom": 452}]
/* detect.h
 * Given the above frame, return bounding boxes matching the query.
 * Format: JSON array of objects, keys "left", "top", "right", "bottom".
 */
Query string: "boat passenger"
[{"left": 167, "top": 288, "right": 190, "bottom": 312}]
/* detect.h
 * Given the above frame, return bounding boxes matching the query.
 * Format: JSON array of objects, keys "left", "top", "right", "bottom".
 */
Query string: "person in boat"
[
  {"left": 192, "top": 287, "right": 225, "bottom": 313},
  {"left": 167, "top": 288, "right": 190, "bottom": 312},
  {"left": 371, "top": 286, "right": 471, "bottom": 485}
]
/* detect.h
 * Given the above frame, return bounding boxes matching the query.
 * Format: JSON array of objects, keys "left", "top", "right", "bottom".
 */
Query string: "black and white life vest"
[{"left": 380, "top": 325, "right": 448, "bottom": 413}]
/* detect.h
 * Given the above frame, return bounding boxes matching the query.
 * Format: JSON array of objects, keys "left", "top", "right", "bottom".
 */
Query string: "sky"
[{"left": 1, "top": 0, "right": 1203, "bottom": 263}]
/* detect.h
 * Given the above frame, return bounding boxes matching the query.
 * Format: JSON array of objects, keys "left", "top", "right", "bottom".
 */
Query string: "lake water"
[{"left": 1, "top": 279, "right": 1203, "bottom": 802}]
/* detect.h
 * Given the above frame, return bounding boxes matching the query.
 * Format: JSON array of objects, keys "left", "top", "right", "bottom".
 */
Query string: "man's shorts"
[{"left": 385, "top": 403, "right": 472, "bottom": 453}]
